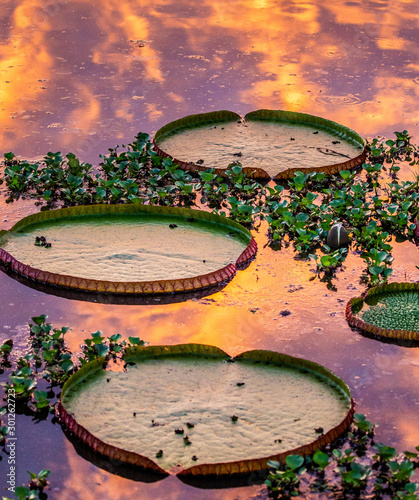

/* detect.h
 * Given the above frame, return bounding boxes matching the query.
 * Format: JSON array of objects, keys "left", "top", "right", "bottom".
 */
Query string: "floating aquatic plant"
[
  {"left": 346, "top": 282, "right": 419, "bottom": 342},
  {"left": 266, "top": 413, "right": 419, "bottom": 499},
  {"left": 1, "top": 469, "right": 51, "bottom": 500},
  {"left": 153, "top": 109, "right": 366, "bottom": 180},
  {"left": 0, "top": 204, "right": 256, "bottom": 296},
  {"left": 2, "top": 128, "right": 419, "bottom": 288},
  {"left": 58, "top": 343, "right": 354, "bottom": 477},
  {"left": 1, "top": 316, "right": 418, "bottom": 496}
]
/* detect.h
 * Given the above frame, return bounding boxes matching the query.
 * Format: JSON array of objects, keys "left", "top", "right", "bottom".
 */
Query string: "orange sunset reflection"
[
  {"left": 0, "top": 3, "right": 53, "bottom": 140},
  {"left": 2, "top": 0, "right": 419, "bottom": 163},
  {"left": 357, "top": 347, "right": 419, "bottom": 452},
  {"left": 0, "top": 0, "right": 167, "bottom": 156},
  {"left": 63, "top": 228, "right": 315, "bottom": 357},
  {"left": 60, "top": 439, "right": 262, "bottom": 500},
  {"left": 2, "top": 1, "right": 419, "bottom": 498}
]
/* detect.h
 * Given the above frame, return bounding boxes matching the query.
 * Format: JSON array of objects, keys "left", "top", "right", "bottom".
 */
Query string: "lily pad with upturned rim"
[
  {"left": 0, "top": 204, "right": 256, "bottom": 295},
  {"left": 153, "top": 109, "right": 366, "bottom": 180},
  {"left": 346, "top": 282, "right": 419, "bottom": 342},
  {"left": 58, "top": 344, "right": 354, "bottom": 478}
]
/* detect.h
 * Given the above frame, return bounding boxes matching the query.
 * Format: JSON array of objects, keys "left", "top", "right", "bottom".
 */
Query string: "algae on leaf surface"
[
  {"left": 346, "top": 282, "right": 419, "bottom": 342},
  {"left": 362, "top": 291, "right": 419, "bottom": 331}
]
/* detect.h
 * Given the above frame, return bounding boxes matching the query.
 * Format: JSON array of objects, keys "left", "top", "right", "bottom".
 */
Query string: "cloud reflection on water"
[
  {"left": 1, "top": 0, "right": 419, "bottom": 162},
  {"left": 1, "top": 0, "right": 419, "bottom": 497}
]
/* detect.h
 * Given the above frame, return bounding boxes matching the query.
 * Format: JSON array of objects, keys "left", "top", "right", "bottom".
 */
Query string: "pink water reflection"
[
  {"left": 1, "top": 0, "right": 419, "bottom": 164},
  {"left": 1, "top": 0, "right": 419, "bottom": 498}
]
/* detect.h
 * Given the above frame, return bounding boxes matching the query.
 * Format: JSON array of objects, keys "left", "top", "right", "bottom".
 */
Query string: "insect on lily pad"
[
  {"left": 153, "top": 109, "right": 366, "bottom": 180},
  {"left": 0, "top": 204, "right": 256, "bottom": 295},
  {"left": 346, "top": 282, "right": 419, "bottom": 342},
  {"left": 58, "top": 344, "right": 354, "bottom": 478}
]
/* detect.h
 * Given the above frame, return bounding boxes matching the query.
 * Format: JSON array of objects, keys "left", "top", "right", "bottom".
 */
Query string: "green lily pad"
[
  {"left": 346, "top": 282, "right": 419, "bottom": 342},
  {"left": 153, "top": 109, "right": 366, "bottom": 180},
  {"left": 59, "top": 344, "right": 354, "bottom": 477},
  {"left": 0, "top": 204, "right": 256, "bottom": 295}
]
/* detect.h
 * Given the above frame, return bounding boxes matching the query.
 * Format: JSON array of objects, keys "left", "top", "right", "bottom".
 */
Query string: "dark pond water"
[{"left": 1, "top": 1, "right": 419, "bottom": 498}]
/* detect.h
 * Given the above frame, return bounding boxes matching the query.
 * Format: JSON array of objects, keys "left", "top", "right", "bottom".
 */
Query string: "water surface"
[{"left": 1, "top": 1, "right": 419, "bottom": 499}]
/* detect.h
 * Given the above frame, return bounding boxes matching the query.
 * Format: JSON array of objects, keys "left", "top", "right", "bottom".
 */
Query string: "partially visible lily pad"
[
  {"left": 59, "top": 344, "right": 354, "bottom": 477},
  {"left": 346, "top": 282, "right": 419, "bottom": 342},
  {"left": 153, "top": 109, "right": 366, "bottom": 180},
  {"left": 0, "top": 204, "right": 256, "bottom": 295}
]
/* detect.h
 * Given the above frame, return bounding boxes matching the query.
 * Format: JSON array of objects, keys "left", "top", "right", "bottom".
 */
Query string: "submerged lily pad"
[
  {"left": 346, "top": 282, "right": 419, "bottom": 342},
  {"left": 153, "top": 109, "right": 366, "bottom": 180},
  {"left": 58, "top": 344, "right": 354, "bottom": 477},
  {"left": 0, "top": 204, "right": 256, "bottom": 295}
]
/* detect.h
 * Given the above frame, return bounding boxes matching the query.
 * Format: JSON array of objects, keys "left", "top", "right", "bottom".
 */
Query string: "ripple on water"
[{"left": 313, "top": 94, "right": 361, "bottom": 105}]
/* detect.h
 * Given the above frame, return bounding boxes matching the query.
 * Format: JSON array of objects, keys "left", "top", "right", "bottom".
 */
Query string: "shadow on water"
[
  {"left": 2, "top": 0, "right": 419, "bottom": 498},
  {"left": 63, "top": 427, "right": 168, "bottom": 484},
  {"left": 63, "top": 427, "right": 267, "bottom": 489},
  {"left": 351, "top": 325, "right": 419, "bottom": 348},
  {"left": 0, "top": 262, "right": 233, "bottom": 305}
]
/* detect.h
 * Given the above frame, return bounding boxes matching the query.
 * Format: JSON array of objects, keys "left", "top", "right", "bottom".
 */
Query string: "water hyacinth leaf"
[
  {"left": 1, "top": 340, "right": 13, "bottom": 353},
  {"left": 0, "top": 204, "right": 256, "bottom": 297},
  {"left": 95, "top": 186, "right": 107, "bottom": 199},
  {"left": 34, "top": 390, "right": 48, "bottom": 400},
  {"left": 95, "top": 344, "right": 109, "bottom": 357},
  {"left": 296, "top": 213, "right": 309, "bottom": 223},
  {"left": 42, "top": 349, "right": 58, "bottom": 363},
  {"left": 59, "top": 344, "right": 353, "bottom": 477},
  {"left": 20, "top": 367, "right": 32, "bottom": 377},
  {"left": 376, "top": 251, "right": 388, "bottom": 262},
  {"left": 14, "top": 487, "right": 32, "bottom": 499},
  {"left": 32, "top": 315, "right": 47, "bottom": 326},
  {"left": 368, "top": 265, "right": 383, "bottom": 276},
  {"left": 61, "top": 360, "right": 73, "bottom": 372},
  {"left": 37, "top": 469, "right": 51, "bottom": 481},
  {"left": 339, "top": 170, "right": 351, "bottom": 179},
  {"left": 353, "top": 413, "right": 373, "bottom": 432},
  {"left": 405, "top": 483, "right": 418, "bottom": 494},
  {"left": 374, "top": 443, "right": 396, "bottom": 461},
  {"left": 312, "top": 450, "right": 330, "bottom": 469},
  {"left": 128, "top": 337, "right": 143, "bottom": 345},
  {"left": 286, "top": 455, "right": 305, "bottom": 470},
  {"left": 320, "top": 255, "right": 334, "bottom": 267},
  {"left": 91, "top": 331, "right": 104, "bottom": 342},
  {"left": 201, "top": 172, "right": 216, "bottom": 182}
]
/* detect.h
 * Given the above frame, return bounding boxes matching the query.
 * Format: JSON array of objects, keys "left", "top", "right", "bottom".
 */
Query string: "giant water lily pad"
[
  {"left": 346, "top": 282, "right": 419, "bottom": 342},
  {"left": 153, "top": 109, "right": 366, "bottom": 180},
  {"left": 58, "top": 344, "right": 354, "bottom": 477},
  {"left": 0, "top": 204, "right": 256, "bottom": 295}
]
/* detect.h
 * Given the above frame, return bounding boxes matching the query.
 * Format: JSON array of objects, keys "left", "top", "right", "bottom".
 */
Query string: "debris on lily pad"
[
  {"left": 153, "top": 109, "right": 366, "bottom": 180},
  {"left": 59, "top": 343, "right": 354, "bottom": 477},
  {"left": 0, "top": 204, "right": 257, "bottom": 296}
]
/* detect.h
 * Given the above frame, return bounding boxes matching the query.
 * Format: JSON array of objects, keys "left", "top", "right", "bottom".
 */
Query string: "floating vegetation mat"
[
  {"left": 58, "top": 344, "right": 354, "bottom": 478},
  {"left": 0, "top": 205, "right": 256, "bottom": 295},
  {"left": 153, "top": 109, "right": 366, "bottom": 180},
  {"left": 346, "top": 282, "right": 419, "bottom": 341}
]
